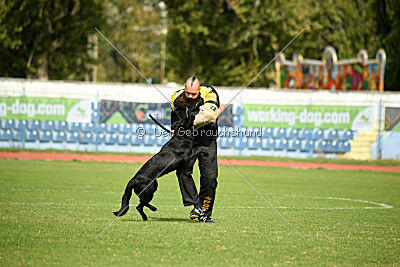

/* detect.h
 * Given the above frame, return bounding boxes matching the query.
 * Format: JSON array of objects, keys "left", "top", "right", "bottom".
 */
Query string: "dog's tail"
[{"left": 113, "top": 178, "right": 135, "bottom": 217}]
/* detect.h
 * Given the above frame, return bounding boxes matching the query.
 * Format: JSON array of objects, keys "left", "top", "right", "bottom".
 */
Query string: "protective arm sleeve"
[{"left": 193, "top": 102, "right": 221, "bottom": 128}]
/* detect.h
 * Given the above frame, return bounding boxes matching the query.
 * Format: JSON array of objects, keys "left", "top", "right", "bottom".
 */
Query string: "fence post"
[
  {"left": 21, "top": 87, "right": 26, "bottom": 149},
  {"left": 377, "top": 99, "right": 382, "bottom": 160},
  {"left": 307, "top": 97, "right": 313, "bottom": 158},
  {"left": 95, "top": 89, "right": 100, "bottom": 152}
]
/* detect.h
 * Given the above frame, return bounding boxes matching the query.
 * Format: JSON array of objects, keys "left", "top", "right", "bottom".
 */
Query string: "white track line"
[
  {"left": 277, "top": 194, "right": 393, "bottom": 209},
  {"left": 0, "top": 194, "right": 392, "bottom": 210}
]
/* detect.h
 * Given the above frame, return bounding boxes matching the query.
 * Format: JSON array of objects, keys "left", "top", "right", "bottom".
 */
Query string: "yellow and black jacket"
[{"left": 171, "top": 84, "right": 220, "bottom": 141}]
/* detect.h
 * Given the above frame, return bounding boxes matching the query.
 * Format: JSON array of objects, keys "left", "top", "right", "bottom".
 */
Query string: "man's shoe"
[
  {"left": 190, "top": 207, "right": 204, "bottom": 220},
  {"left": 198, "top": 215, "right": 215, "bottom": 223}
]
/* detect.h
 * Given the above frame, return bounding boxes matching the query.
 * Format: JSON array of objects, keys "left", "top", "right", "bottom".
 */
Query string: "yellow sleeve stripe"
[
  {"left": 171, "top": 89, "right": 184, "bottom": 111},
  {"left": 200, "top": 86, "right": 217, "bottom": 104}
]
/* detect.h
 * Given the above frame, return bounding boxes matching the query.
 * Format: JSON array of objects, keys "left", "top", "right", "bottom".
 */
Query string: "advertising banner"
[
  {"left": 218, "top": 104, "right": 234, "bottom": 127},
  {"left": 100, "top": 100, "right": 235, "bottom": 127},
  {"left": 100, "top": 100, "right": 171, "bottom": 125},
  {"left": 385, "top": 107, "right": 400, "bottom": 132},
  {"left": 244, "top": 104, "right": 375, "bottom": 130},
  {"left": 0, "top": 97, "right": 92, "bottom": 123}
]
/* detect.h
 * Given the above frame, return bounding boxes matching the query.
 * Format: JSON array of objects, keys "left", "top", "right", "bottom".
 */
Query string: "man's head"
[{"left": 184, "top": 76, "right": 200, "bottom": 99}]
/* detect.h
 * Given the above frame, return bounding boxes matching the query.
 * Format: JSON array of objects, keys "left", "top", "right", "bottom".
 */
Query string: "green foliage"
[
  {"left": 165, "top": 0, "right": 399, "bottom": 90},
  {"left": 166, "top": 0, "right": 277, "bottom": 86},
  {"left": 368, "top": 0, "right": 400, "bottom": 91},
  {"left": 97, "top": 0, "right": 165, "bottom": 83},
  {"left": 0, "top": 158, "right": 399, "bottom": 264},
  {"left": 0, "top": 0, "right": 398, "bottom": 90},
  {"left": 0, "top": 0, "right": 106, "bottom": 80}
]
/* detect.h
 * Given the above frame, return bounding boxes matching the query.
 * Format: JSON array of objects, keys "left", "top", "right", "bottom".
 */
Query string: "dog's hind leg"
[
  {"left": 136, "top": 203, "right": 148, "bottom": 221},
  {"left": 145, "top": 203, "right": 157, "bottom": 211},
  {"left": 135, "top": 179, "right": 158, "bottom": 220},
  {"left": 113, "top": 178, "right": 135, "bottom": 217}
]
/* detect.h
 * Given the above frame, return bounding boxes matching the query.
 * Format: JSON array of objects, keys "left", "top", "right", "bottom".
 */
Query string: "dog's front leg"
[
  {"left": 145, "top": 203, "right": 157, "bottom": 211},
  {"left": 136, "top": 203, "right": 148, "bottom": 221}
]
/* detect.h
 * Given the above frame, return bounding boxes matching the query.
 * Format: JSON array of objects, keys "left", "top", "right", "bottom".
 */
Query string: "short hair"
[
  {"left": 190, "top": 76, "right": 197, "bottom": 87},
  {"left": 185, "top": 76, "right": 200, "bottom": 90}
]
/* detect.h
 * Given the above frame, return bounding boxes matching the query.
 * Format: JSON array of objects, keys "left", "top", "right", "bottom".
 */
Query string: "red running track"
[{"left": 0, "top": 151, "right": 399, "bottom": 173}]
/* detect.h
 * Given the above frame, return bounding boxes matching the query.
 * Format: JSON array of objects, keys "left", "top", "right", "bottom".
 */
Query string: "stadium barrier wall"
[{"left": 1, "top": 78, "right": 400, "bottom": 160}]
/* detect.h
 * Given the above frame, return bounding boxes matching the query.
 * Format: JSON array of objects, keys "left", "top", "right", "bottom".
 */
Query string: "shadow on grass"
[{"left": 120, "top": 217, "right": 193, "bottom": 223}]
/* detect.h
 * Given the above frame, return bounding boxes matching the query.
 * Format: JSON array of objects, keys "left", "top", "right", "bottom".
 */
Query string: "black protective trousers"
[{"left": 176, "top": 139, "right": 218, "bottom": 216}]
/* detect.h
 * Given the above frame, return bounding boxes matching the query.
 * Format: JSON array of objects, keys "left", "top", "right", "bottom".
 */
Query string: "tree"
[
  {"left": 96, "top": 0, "right": 166, "bottom": 84},
  {"left": 0, "top": 0, "right": 106, "bottom": 80},
  {"left": 166, "top": 0, "right": 277, "bottom": 86},
  {"left": 165, "top": 0, "right": 322, "bottom": 87},
  {"left": 369, "top": 0, "right": 400, "bottom": 91},
  {"left": 0, "top": 0, "right": 397, "bottom": 89},
  {"left": 165, "top": 0, "right": 399, "bottom": 90}
]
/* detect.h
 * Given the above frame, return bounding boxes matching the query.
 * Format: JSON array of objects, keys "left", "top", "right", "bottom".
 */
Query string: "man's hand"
[{"left": 194, "top": 103, "right": 221, "bottom": 128}]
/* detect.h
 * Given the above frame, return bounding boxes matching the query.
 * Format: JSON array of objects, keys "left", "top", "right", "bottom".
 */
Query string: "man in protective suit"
[{"left": 170, "top": 76, "right": 221, "bottom": 223}]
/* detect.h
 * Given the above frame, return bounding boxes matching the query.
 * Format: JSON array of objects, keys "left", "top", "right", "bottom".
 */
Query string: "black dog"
[{"left": 113, "top": 115, "right": 196, "bottom": 220}]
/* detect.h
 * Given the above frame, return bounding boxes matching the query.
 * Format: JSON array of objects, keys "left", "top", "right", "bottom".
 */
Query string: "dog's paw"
[
  {"left": 113, "top": 211, "right": 118, "bottom": 216},
  {"left": 113, "top": 207, "right": 129, "bottom": 217},
  {"left": 113, "top": 211, "right": 122, "bottom": 217},
  {"left": 146, "top": 204, "right": 157, "bottom": 212},
  {"left": 136, "top": 206, "right": 148, "bottom": 221}
]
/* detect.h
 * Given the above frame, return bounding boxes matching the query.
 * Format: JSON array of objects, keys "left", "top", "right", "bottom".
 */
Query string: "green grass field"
[{"left": 0, "top": 158, "right": 399, "bottom": 265}]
